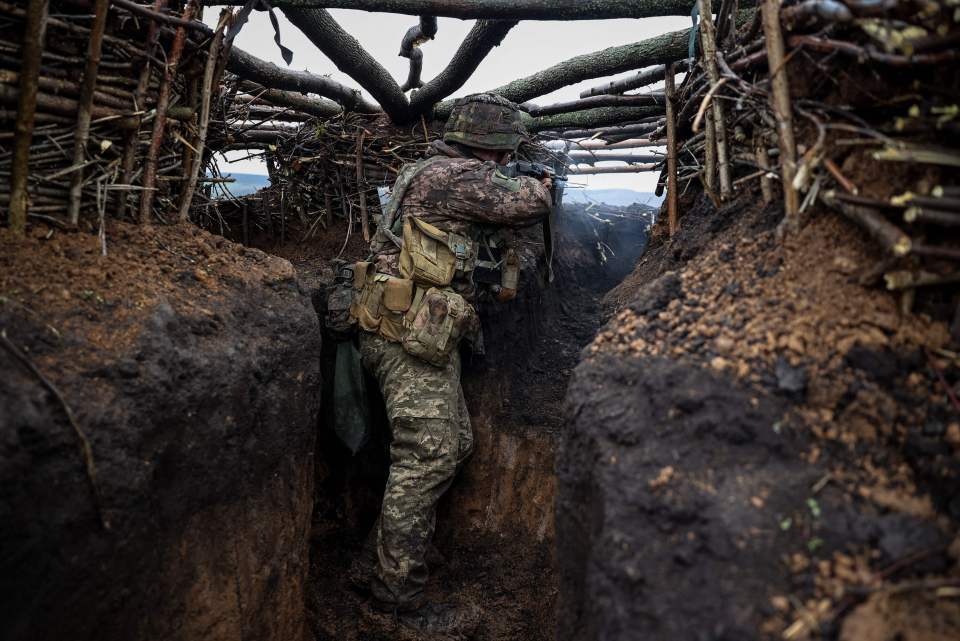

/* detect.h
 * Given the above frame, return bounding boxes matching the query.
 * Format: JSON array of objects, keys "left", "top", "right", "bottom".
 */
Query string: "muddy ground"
[
  {"left": 560, "top": 189, "right": 960, "bottom": 641},
  {"left": 0, "top": 223, "right": 322, "bottom": 641}
]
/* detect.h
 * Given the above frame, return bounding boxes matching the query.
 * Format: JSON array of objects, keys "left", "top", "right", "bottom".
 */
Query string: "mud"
[
  {"left": 561, "top": 189, "right": 959, "bottom": 640},
  {"left": 0, "top": 224, "right": 322, "bottom": 641}
]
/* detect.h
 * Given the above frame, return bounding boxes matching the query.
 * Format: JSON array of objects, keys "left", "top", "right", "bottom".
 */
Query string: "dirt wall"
[{"left": 0, "top": 224, "right": 322, "bottom": 641}]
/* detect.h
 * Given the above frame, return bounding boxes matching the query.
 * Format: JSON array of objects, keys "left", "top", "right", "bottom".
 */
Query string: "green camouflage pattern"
[
  {"left": 359, "top": 332, "right": 473, "bottom": 608},
  {"left": 443, "top": 93, "right": 525, "bottom": 151}
]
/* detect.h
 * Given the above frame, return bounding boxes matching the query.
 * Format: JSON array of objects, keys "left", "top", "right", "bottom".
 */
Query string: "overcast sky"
[{"left": 205, "top": 8, "right": 690, "bottom": 194}]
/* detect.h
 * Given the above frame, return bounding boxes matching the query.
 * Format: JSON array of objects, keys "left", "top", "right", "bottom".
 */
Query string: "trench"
[{"left": 278, "top": 204, "right": 650, "bottom": 640}]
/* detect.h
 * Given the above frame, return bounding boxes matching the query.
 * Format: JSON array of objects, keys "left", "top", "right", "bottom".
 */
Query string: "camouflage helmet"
[{"left": 443, "top": 93, "right": 524, "bottom": 151}]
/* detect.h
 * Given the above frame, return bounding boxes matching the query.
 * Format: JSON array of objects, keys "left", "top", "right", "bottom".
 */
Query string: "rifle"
[{"left": 499, "top": 160, "right": 567, "bottom": 282}]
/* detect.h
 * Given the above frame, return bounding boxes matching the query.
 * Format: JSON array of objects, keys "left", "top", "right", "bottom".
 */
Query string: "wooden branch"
[
  {"left": 524, "top": 93, "right": 665, "bottom": 117},
  {"left": 356, "top": 131, "right": 370, "bottom": 240},
  {"left": 755, "top": 142, "right": 773, "bottom": 203},
  {"left": 580, "top": 59, "right": 690, "bottom": 98},
  {"left": 822, "top": 191, "right": 911, "bottom": 256},
  {"left": 9, "top": 0, "right": 49, "bottom": 236},
  {"left": 399, "top": 16, "right": 436, "bottom": 91},
  {"left": 282, "top": 8, "right": 409, "bottom": 121},
  {"left": 236, "top": 81, "right": 342, "bottom": 118},
  {"left": 699, "top": 0, "right": 732, "bottom": 199},
  {"left": 68, "top": 0, "right": 111, "bottom": 225},
  {"left": 140, "top": 1, "right": 194, "bottom": 224},
  {"left": 178, "top": 13, "right": 227, "bottom": 222},
  {"left": 567, "top": 163, "right": 659, "bottom": 174},
  {"left": 409, "top": 19, "right": 517, "bottom": 118},
  {"left": 545, "top": 137, "right": 658, "bottom": 150},
  {"left": 904, "top": 207, "right": 960, "bottom": 227},
  {"left": 665, "top": 62, "right": 679, "bottom": 236},
  {"left": 477, "top": 27, "right": 692, "bottom": 107},
  {"left": 527, "top": 106, "right": 664, "bottom": 133},
  {"left": 203, "top": 0, "right": 697, "bottom": 20},
  {"left": 703, "top": 110, "right": 717, "bottom": 192},
  {"left": 788, "top": 34, "right": 959, "bottom": 66},
  {"left": 542, "top": 119, "right": 664, "bottom": 140},
  {"left": 567, "top": 151, "right": 662, "bottom": 164},
  {"left": 226, "top": 47, "right": 378, "bottom": 112},
  {"left": 762, "top": 0, "right": 799, "bottom": 231}
]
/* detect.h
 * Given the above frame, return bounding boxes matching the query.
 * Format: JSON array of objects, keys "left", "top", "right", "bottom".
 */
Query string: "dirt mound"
[
  {"left": 560, "top": 192, "right": 959, "bottom": 640},
  {"left": 0, "top": 223, "right": 322, "bottom": 641}
]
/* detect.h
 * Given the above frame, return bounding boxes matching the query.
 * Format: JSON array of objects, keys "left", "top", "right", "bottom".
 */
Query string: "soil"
[
  {"left": 0, "top": 222, "right": 322, "bottom": 641},
  {"left": 560, "top": 188, "right": 960, "bottom": 641}
]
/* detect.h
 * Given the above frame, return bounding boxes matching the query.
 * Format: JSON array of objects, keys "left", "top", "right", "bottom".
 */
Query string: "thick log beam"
[
  {"left": 478, "top": 28, "right": 691, "bottom": 107},
  {"left": 540, "top": 119, "right": 664, "bottom": 140},
  {"left": 526, "top": 106, "right": 664, "bottom": 133},
  {"left": 580, "top": 59, "right": 690, "bottom": 98},
  {"left": 410, "top": 19, "right": 517, "bottom": 117},
  {"left": 227, "top": 47, "right": 378, "bottom": 112},
  {"left": 567, "top": 163, "right": 659, "bottom": 174},
  {"left": 524, "top": 93, "right": 665, "bottom": 117},
  {"left": 282, "top": 8, "right": 409, "bottom": 121},
  {"left": 567, "top": 151, "right": 662, "bottom": 164},
  {"left": 202, "top": 0, "right": 696, "bottom": 21}
]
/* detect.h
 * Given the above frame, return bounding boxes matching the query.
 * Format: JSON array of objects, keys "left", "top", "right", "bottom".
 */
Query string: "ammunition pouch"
[
  {"left": 399, "top": 216, "right": 478, "bottom": 288},
  {"left": 348, "top": 261, "right": 475, "bottom": 367},
  {"left": 402, "top": 287, "right": 476, "bottom": 368},
  {"left": 324, "top": 262, "right": 358, "bottom": 340}
]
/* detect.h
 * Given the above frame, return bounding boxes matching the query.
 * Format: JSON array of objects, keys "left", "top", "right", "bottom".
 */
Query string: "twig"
[
  {"left": 665, "top": 62, "right": 679, "bottom": 237},
  {"left": 0, "top": 329, "right": 110, "bottom": 530}
]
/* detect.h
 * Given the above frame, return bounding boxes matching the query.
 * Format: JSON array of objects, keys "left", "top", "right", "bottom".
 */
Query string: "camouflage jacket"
[{"left": 370, "top": 141, "right": 552, "bottom": 285}]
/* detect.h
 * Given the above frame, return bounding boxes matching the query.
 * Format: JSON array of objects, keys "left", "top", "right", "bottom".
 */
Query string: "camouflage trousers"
[{"left": 358, "top": 331, "right": 474, "bottom": 609}]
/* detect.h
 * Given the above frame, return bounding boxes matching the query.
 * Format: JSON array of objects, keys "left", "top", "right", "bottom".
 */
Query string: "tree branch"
[
  {"left": 525, "top": 105, "right": 664, "bottom": 133},
  {"left": 203, "top": 0, "right": 697, "bottom": 21},
  {"left": 524, "top": 93, "right": 665, "bottom": 117},
  {"left": 580, "top": 59, "right": 690, "bottom": 98},
  {"left": 410, "top": 19, "right": 517, "bottom": 117},
  {"left": 282, "top": 7, "right": 409, "bottom": 121},
  {"left": 226, "top": 46, "right": 378, "bottom": 112},
  {"left": 236, "top": 81, "right": 343, "bottom": 118},
  {"left": 465, "top": 27, "right": 692, "bottom": 109}
]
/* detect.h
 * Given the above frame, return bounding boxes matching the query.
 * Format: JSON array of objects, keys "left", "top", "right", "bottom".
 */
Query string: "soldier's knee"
[{"left": 393, "top": 417, "right": 459, "bottom": 471}]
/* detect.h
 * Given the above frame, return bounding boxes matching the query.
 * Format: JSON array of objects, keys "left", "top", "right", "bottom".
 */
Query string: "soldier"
[{"left": 349, "top": 93, "right": 553, "bottom": 635}]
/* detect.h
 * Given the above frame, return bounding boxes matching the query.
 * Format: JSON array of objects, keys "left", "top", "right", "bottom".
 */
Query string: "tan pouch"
[
  {"left": 378, "top": 277, "right": 414, "bottom": 342},
  {"left": 350, "top": 265, "right": 385, "bottom": 334},
  {"left": 401, "top": 287, "right": 476, "bottom": 367},
  {"left": 400, "top": 217, "right": 478, "bottom": 287}
]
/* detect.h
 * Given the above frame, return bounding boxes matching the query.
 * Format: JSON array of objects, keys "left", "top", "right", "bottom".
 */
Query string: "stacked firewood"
[
  {"left": 660, "top": 0, "right": 959, "bottom": 312},
  {"left": 1, "top": 0, "right": 225, "bottom": 239},
  {"left": 213, "top": 101, "right": 442, "bottom": 243}
]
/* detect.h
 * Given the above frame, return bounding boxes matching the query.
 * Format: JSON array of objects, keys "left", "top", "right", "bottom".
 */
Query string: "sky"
[{"left": 204, "top": 7, "right": 690, "bottom": 193}]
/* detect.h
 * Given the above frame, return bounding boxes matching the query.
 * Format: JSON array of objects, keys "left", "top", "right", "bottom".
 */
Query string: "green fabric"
[{"left": 333, "top": 341, "right": 371, "bottom": 454}]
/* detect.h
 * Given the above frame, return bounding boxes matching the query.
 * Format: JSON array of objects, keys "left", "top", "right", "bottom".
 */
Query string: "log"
[
  {"left": 9, "top": 0, "right": 48, "bottom": 236},
  {"left": 545, "top": 138, "right": 658, "bottom": 150},
  {"left": 822, "top": 191, "right": 911, "bottom": 256},
  {"left": 904, "top": 207, "right": 960, "bottom": 227},
  {"left": 755, "top": 143, "right": 773, "bottom": 203},
  {"left": 580, "top": 60, "right": 691, "bottom": 98},
  {"left": 409, "top": 19, "right": 517, "bottom": 118},
  {"left": 282, "top": 8, "right": 408, "bottom": 121},
  {"left": 68, "top": 0, "right": 111, "bottom": 225},
  {"left": 203, "top": 0, "right": 697, "bottom": 20},
  {"left": 567, "top": 163, "right": 659, "bottom": 175},
  {"left": 140, "top": 1, "right": 194, "bottom": 224},
  {"left": 567, "top": 151, "right": 662, "bottom": 164},
  {"left": 698, "top": 0, "right": 732, "bottom": 200},
  {"left": 177, "top": 13, "right": 226, "bottom": 222},
  {"left": 664, "top": 62, "right": 678, "bottom": 236},
  {"left": 458, "top": 27, "right": 692, "bottom": 110},
  {"left": 527, "top": 106, "right": 664, "bottom": 133},
  {"left": 543, "top": 120, "right": 664, "bottom": 140},
  {"left": 524, "top": 93, "right": 665, "bottom": 117},
  {"left": 762, "top": 0, "right": 799, "bottom": 230},
  {"left": 236, "top": 82, "right": 342, "bottom": 118},
  {"left": 227, "top": 47, "right": 378, "bottom": 113}
]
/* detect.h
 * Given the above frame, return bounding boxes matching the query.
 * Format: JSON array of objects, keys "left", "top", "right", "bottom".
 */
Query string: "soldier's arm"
[{"left": 413, "top": 160, "right": 552, "bottom": 228}]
